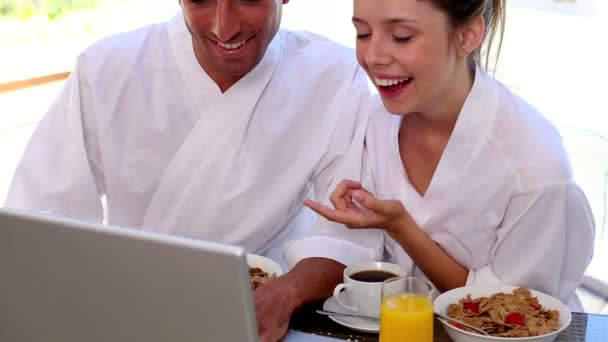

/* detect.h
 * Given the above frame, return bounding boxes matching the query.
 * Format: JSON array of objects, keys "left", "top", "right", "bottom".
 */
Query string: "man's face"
[{"left": 180, "top": 0, "right": 288, "bottom": 90}]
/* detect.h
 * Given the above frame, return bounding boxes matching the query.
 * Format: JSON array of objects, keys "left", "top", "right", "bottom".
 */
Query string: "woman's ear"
[{"left": 455, "top": 16, "right": 485, "bottom": 58}]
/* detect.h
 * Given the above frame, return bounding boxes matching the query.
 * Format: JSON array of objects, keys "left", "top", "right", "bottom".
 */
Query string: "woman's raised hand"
[{"left": 303, "top": 179, "right": 408, "bottom": 233}]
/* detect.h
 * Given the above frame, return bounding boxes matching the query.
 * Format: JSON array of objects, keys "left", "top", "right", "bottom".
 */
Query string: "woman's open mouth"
[{"left": 374, "top": 77, "right": 413, "bottom": 98}]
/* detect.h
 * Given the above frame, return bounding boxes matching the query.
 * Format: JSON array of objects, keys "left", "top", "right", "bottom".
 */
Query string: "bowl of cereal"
[
  {"left": 433, "top": 286, "right": 571, "bottom": 342},
  {"left": 246, "top": 254, "right": 283, "bottom": 290}
]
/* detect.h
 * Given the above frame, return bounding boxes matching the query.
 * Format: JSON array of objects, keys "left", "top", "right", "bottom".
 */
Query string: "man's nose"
[
  {"left": 212, "top": 0, "right": 242, "bottom": 42},
  {"left": 364, "top": 37, "right": 392, "bottom": 67}
]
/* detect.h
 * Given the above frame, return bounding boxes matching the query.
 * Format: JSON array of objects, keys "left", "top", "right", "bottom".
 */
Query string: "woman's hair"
[{"left": 429, "top": 0, "right": 506, "bottom": 72}]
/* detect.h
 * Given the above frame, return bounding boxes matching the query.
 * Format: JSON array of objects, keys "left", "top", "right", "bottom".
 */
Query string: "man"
[{"left": 6, "top": 0, "right": 383, "bottom": 341}]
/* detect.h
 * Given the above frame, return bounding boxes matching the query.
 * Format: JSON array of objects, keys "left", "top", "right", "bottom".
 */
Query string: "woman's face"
[{"left": 353, "top": 0, "right": 459, "bottom": 115}]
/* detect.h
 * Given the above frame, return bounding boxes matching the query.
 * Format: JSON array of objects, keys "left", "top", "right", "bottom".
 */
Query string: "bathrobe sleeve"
[
  {"left": 466, "top": 184, "right": 595, "bottom": 304},
  {"left": 5, "top": 62, "right": 105, "bottom": 222},
  {"left": 283, "top": 69, "right": 385, "bottom": 268}
]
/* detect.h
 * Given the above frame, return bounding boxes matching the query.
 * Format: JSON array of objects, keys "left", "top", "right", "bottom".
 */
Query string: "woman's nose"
[
  {"left": 212, "top": 1, "right": 242, "bottom": 42},
  {"left": 364, "top": 37, "right": 392, "bottom": 67}
]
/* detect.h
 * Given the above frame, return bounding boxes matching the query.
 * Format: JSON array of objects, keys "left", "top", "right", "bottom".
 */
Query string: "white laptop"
[{"left": 0, "top": 208, "right": 258, "bottom": 342}]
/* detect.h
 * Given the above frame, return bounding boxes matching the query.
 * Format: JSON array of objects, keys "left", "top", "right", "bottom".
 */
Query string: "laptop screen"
[{"left": 0, "top": 208, "right": 258, "bottom": 342}]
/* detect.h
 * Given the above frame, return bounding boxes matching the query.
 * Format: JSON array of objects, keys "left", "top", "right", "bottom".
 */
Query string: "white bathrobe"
[
  {"left": 286, "top": 68, "right": 595, "bottom": 308},
  {"left": 5, "top": 13, "right": 372, "bottom": 266}
]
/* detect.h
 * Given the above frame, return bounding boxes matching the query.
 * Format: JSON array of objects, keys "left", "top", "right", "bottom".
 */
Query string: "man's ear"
[{"left": 455, "top": 16, "right": 485, "bottom": 57}]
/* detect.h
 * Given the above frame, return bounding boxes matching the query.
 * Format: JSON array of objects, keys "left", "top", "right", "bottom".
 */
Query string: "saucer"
[{"left": 322, "top": 296, "right": 379, "bottom": 333}]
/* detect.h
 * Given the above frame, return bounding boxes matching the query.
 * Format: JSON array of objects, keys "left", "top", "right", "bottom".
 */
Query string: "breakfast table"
[{"left": 284, "top": 301, "right": 608, "bottom": 341}]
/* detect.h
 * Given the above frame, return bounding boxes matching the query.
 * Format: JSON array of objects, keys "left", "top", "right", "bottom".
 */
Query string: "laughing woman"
[{"left": 303, "top": 0, "right": 594, "bottom": 309}]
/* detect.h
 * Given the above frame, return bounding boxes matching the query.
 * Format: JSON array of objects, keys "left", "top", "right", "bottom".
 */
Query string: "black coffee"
[{"left": 350, "top": 270, "right": 398, "bottom": 283}]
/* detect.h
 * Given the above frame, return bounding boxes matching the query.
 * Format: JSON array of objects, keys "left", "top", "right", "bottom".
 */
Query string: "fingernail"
[{"left": 353, "top": 190, "right": 363, "bottom": 200}]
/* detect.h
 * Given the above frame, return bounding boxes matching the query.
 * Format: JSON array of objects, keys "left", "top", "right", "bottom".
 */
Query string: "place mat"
[{"left": 289, "top": 302, "right": 608, "bottom": 341}]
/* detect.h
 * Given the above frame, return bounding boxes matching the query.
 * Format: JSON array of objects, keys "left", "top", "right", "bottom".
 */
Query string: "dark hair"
[{"left": 429, "top": 0, "right": 506, "bottom": 72}]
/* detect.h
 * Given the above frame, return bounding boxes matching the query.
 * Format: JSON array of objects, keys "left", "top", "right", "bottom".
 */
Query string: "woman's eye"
[
  {"left": 393, "top": 36, "right": 412, "bottom": 43},
  {"left": 356, "top": 33, "right": 371, "bottom": 40}
]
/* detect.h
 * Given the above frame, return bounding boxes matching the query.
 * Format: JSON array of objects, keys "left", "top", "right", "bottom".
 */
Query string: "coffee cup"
[{"left": 333, "top": 261, "right": 407, "bottom": 318}]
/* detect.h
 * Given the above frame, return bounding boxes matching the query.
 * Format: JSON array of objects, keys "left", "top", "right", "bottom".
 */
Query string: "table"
[{"left": 288, "top": 302, "right": 608, "bottom": 341}]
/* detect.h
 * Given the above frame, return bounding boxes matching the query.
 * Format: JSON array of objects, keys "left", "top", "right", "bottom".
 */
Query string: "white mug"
[{"left": 333, "top": 261, "right": 407, "bottom": 318}]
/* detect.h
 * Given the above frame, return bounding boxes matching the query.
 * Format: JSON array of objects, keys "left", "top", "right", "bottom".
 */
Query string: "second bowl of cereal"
[{"left": 433, "top": 285, "right": 571, "bottom": 342}]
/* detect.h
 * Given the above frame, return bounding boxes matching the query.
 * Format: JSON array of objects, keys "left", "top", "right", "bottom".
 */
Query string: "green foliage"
[{"left": 0, "top": 0, "right": 103, "bottom": 21}]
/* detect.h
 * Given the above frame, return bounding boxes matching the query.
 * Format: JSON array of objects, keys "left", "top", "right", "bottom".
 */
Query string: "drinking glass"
[{"left": 379, "top": 276, "right": 434, "bottom": 342}]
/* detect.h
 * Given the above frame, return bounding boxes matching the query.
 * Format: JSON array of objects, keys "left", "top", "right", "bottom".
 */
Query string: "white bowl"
[
  {"left": 246, "top": 253, "right": 283, "bottom": 277},
  {"left": 433, "top": 285, "right": 571, "bottom": 342}
]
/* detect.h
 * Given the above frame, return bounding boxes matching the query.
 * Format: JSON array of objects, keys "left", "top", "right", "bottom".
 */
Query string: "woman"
[{"left": 304, "top": 0, "right": 594, "bottom": 309}]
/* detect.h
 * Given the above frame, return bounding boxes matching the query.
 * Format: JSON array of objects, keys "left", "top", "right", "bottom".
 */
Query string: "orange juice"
[{"left": 379, "top": 294, "right": 433, "bottom": 342}]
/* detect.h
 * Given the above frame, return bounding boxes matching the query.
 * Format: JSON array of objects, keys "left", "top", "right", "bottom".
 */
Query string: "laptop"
[{"left": 0, "top": 208, "right": 258, "bottom": 342}]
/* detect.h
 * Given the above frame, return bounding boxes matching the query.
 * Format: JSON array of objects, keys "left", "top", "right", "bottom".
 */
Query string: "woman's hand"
[
  {"left": 303, "top": 179, "right": 409, "bottom": 234},
  {"left": 305, "top": 179, "right": 469, "bottom": 291}
]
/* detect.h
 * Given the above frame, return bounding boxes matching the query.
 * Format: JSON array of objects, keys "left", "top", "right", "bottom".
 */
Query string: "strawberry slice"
[
  {"left": 449, "top": 321, "right": 462, "bottom": 329},
  {"left": 463, "top": 302, "right": 480, "bottom": 313},
  {"left": 505, "top": 312, "right": 525, "bottom": 326}
]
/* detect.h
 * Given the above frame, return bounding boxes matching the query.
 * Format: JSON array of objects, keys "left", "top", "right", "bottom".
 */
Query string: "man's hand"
[
  {"left": 303, "top": 179, "right": 409, "bottom": 234},
  {"left": 254, "top": 276, "right": 298, "bottom": 342},
  {"left": 253, "top": 258, "right": 345, "bottom": 342}
]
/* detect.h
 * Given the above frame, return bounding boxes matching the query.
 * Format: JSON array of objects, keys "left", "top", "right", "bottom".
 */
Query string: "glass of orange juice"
[{"left": 379, "top": 276, "right": 434, "bottom": 342}]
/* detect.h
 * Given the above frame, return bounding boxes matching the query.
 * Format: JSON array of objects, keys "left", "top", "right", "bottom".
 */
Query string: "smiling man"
[
  {"left": 183, "top": 0, "right": 284, "bottom": 92},
  {"left": 6, "top": 1, "right": 378, "bottom": 341}
]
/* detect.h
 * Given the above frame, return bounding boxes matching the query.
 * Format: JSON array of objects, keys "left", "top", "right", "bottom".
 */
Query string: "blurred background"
[{"left": 1, "top": 0, "right": 606, "bottom": 312}]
